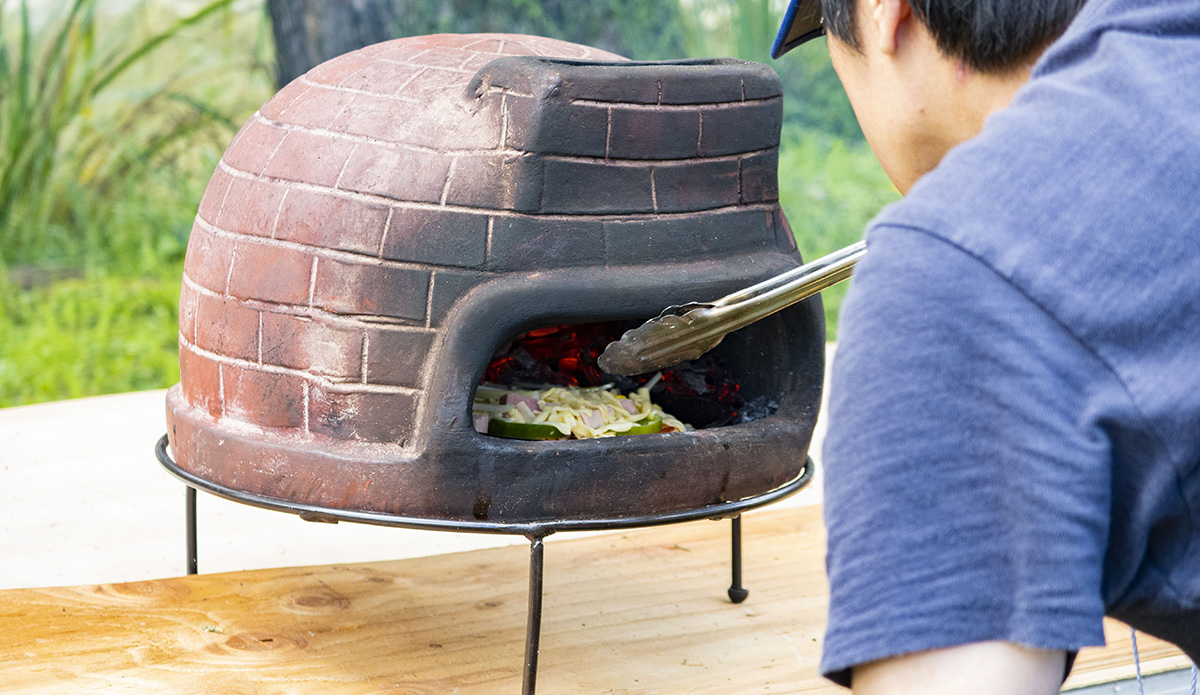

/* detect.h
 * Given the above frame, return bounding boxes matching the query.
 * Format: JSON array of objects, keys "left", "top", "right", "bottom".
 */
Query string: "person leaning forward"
[{"left": 772, "top": 0, "right": 1200, "bottom": 692}]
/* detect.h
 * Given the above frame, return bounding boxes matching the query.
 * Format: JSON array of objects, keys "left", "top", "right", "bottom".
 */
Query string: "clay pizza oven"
[{"left": 165, "top": 33, "right": 824, "bottom": 525}]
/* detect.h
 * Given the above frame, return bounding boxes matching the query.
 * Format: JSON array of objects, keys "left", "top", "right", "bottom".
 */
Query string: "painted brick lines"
[
  {"left": 312, "top": 256, "right": 430, "bottom": 321},
  {"left": 183, "top": 223, "right": 235, "bottom": 292},
  {"left": 196, "top": 166, "right": 234, "bottom": 223},
  {"left": 179, "top": 33, "right": 790, "bottom": 444},
  {"left": 486, "top": 217, "right": 605, "bottom": 271},
  {"left": 259, "top": 311, "right": 364, "bottom": 379},
  {"left": 441, "top": 152, "right": 543, "bottom": 212},
  {"left": 177, "top": 290, "right": 436, "bottom": 443},
  {"left": 698, "top": 100, "right": 782, "bottom": 156},
  {"left": 273, "top": 188, "right": 388, "bottom": 257},
  {"left": 380, "top": 208, "right": 488, "bottom": 267},
  {"left": 225, "top": 238, "right": 314, "bottom": 306},
  {"left": 222, "top": 361, "right": 308, "bottom": 430},
  {"left": 216, "top": 176, "right": 288, "bottom": 239},
  {"left": 308, "top": 382, "right": 416, "bottom": 442},
  {"left": 263, "top": 128, "right": 352, "bottom": 188},
  {"left": 221, "top": 118, "right": 287, "bottom": 175},
  {"left": 334, "top": 142, "right": 452, "bottom": 203},
  {"left": 336, "top": 60, "right": 424, "bottom": 96}
]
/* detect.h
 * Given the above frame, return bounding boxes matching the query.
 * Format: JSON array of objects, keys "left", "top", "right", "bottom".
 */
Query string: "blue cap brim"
[{"left": 771, "top": 0, "right": 825, "bottom": 59}]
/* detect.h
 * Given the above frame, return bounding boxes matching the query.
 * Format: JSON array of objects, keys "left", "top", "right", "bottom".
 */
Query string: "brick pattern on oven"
[{"left": 177, "top": 33, "right": 793, "bottom": 447}]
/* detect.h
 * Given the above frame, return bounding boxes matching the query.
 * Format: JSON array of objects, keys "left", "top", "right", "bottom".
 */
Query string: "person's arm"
[{"left": 853, "top": 642, "right": 1065, "bottom": 695}]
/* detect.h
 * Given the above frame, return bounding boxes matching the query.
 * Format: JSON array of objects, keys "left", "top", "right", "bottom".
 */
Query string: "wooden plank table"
[{"left": 0, "top": 504, "right": 1188, "bottom": 693}]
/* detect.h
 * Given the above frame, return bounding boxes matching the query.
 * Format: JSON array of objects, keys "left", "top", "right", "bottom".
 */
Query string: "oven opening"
[{"left": 473, "top": 320, "right": 782, "bottom": 440}]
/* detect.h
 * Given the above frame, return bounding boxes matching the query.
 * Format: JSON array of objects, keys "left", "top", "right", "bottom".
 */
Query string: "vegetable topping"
[{"left": 474, "top": 374, "right": 689, "bottom": 440}]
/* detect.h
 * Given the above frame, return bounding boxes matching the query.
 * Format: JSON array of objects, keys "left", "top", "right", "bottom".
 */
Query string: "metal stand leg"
[
  {"left": 523, "top": 536, "right": 545, "bottom": 695},
  {"left": 727, "top": 515, "right": 748, "bottom": 603},
  {"left": 186, "top": 486, "right": 198, "bottom": 575}
]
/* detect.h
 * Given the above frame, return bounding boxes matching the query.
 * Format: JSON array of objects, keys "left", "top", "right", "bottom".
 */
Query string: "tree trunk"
[{"left": 266, "top": 0, "right": 398, "bottom": 88}]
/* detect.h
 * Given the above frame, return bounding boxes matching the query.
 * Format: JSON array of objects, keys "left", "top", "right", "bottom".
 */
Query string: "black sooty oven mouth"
[{"left": 471, "top": 318, "right": 785, "bottom": 442}]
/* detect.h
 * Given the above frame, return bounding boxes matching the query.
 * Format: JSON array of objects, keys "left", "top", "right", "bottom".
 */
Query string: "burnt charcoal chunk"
[
  {"left": 541, "top": 160, "right": 653, "bottom": 214},
  {"left": 604, "top": 217, "right": 703, "bottom": 266},
  {"left": 652, "top": 159, "right": 740, "bottom": 213},
  {"left": 488, "top": 217, "right": 605, "bottom": 271},
  {"left": 381, "top": 208, "right": 488, "bottom": 267}
]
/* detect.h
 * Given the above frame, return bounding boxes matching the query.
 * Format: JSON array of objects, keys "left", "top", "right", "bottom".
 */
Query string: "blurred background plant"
[{"left": 0, "top": 0, "right": 895, "bottom": 407}]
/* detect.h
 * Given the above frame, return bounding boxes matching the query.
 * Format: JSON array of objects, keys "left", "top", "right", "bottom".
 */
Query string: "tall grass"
[
  {"left": 0, "top": 0, "right": 273, "bottom": 407},
  {"left": 0, "top": 275, "right": 180, "bottom": 403},
  {"left": 777, "top": 126, "right": 899, "bottom": 337},
  {"left": 0, "top": 0, "right": 256, "bottom": 272}
]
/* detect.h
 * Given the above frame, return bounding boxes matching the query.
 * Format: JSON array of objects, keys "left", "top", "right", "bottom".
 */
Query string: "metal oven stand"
[{"left": 156, "top": 435, "right": 813, "bottom": 695}]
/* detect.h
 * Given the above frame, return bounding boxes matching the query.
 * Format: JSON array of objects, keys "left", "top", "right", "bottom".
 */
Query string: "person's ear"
[{"left": 874, "top": 0, "right": 911, "bottom": 56}]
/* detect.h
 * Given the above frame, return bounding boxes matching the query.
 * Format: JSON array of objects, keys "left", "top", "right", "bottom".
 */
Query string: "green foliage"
[
  {"left": 677, "top": 0, "right": 863, "bottom": 139},
  {"left": 394, "top": 0, "right": 690, "bottom": 60},
  {"left": 0, "top": 275, "right": 180, "bottom": 405},
  {"left": 777, "top": 125, "right": 899, "bottom": 337},
  {"left": 0, "top": 0, "right": 265, "bottom": 271},
  {"left": 0, "top": 0, "right": 273, "bottom": 407}
]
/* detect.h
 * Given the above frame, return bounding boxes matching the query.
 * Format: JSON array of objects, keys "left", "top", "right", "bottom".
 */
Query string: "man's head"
[{"left": 777, "top": 0, "right": 1085, "bottom": 192}]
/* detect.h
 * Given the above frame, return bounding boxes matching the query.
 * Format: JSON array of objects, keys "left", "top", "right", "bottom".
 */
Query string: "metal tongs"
[{"left": 597, "top": 240, "right": 866, "bottom": 375}]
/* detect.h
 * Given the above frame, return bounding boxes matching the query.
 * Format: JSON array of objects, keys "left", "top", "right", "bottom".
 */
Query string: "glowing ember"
[{"left": 481, "top": 321, "right": 751, "bottom": 428}]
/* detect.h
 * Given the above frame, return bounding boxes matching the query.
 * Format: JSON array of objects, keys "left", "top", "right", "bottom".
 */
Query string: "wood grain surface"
[{"left": 0, "top": 504, "right": 1187, "bottom": 693}]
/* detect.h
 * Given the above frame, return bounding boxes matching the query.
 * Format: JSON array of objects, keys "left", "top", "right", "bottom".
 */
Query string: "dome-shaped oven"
[{"left": 165, "top": 33, "right": 823, "bottom": 524}]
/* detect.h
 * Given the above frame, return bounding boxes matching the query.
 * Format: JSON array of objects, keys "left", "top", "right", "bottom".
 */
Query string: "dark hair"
[{"left": 819, "top": 0, "right": 1087, "bottom": 73}]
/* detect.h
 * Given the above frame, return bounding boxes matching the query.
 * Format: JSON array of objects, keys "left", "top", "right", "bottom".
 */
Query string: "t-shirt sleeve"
[{"left": 820, "top": 225, "right": 1111, "bottom": 685}]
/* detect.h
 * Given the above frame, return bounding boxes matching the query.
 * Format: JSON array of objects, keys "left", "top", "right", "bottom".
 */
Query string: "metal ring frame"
[{"left": 155, "top": 434, "right": 814, "bottom": 694}]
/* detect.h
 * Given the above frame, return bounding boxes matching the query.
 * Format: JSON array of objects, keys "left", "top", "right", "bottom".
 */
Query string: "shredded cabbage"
[{"left": 473, "top": 376, "right": 690, "bottom": 439}]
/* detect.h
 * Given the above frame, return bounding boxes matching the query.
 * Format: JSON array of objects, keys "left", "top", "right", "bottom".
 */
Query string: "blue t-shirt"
[{"left": 820, "top": 0, "right": 1200, "bottom": 684}]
